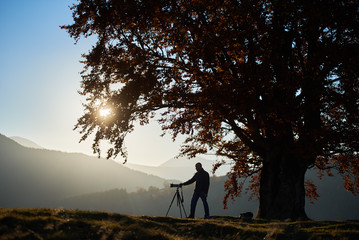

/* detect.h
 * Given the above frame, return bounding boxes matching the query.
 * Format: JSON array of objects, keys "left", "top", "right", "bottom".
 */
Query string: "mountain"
[
  {"left": 1, "top": 133, "right": 358, "bottom": 220},
  {"left": 59, "top": 170, "right": 359, "bottom": 220},
  {"left": 159, "top": 156, "right": 210, "bottom": 168},
  {"left": 10, "top": 136, "right": 44, "bottom": 149},
  {"left": 0, "top": 133, "right": 168, "bottom": 208},
  {"left": 126, "top": 156, "right": 231, "bottom": 181},
  {"left": 305, "top": 169, "right": 359, "bottom": 220},
  {"left": 60, "top": 176, "right": 258, "bottom": 218}
]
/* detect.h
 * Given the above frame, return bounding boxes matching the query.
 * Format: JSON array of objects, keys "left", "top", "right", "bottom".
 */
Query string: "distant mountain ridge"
[
  {"left": 9, "top": 135, "right": 229, "bottom": 181},
  {"left": 0, "top": 133, "right": 168, "bottom": 208},
  {"left": 10, "top": 136, "right": 44, "bottom": 149},
  {"left": 159, "top": 156, "right": 209, "bottom": 167},
  {"left": 60, "top": 170, "right": 359, "bottom": 220},
  {"left": 1, "top": 133, "right": 358, "bottom": 220},
  {"left": 126, "top": 156, "right": 231, "bottom": 181}
]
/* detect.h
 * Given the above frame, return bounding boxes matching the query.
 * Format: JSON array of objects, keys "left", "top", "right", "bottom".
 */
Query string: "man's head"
[{"left": 195, "top": 162, "right": 203, "bottom": 172}]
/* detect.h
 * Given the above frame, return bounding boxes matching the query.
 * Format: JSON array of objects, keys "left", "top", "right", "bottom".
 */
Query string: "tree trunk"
[{"left": 257, "top": 149, "right": 310, "bottom": 220}]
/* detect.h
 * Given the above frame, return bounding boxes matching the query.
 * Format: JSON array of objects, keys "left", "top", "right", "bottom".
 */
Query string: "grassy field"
[{"left": 0, "top": 208, "right": 358, "bottom": 239}]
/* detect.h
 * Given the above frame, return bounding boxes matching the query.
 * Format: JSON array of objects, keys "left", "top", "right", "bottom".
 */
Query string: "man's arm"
[
  {"left": 181, "top": 173, "right": 197, "bottom": 186},
  {"left": 204, "top": 172, "right": 210, "bottom": 196}
]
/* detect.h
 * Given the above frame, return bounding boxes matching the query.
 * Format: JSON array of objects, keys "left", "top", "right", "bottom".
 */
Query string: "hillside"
[
  {"left": 59, "top": 176, "right": 258, "bottom": 218},
  {"left": 1, "top": 208, "right": 358, "bottom": 240},
  {"left": 10, "top": 136, "right": 44, "bottom": 149},
  {"left": 1, "top": 133, "right": 359, "bottom": 220},
  {"left": 126, "top": 156, "right": 231, "bottom": 181},
  {"left": 58, "top": 173, "right": 359, "bottom": 221},
  {"left": 0, "top": 134, "right": 168, "bottom": 208}
]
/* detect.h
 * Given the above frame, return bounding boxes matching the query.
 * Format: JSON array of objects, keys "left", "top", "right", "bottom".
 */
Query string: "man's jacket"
[{"left": 183, "top": 169, "right": 210, "bottom": 194}]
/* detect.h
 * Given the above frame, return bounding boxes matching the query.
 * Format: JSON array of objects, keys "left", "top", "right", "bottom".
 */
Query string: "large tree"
[{"left": 63, "top": 0, "right": 359, "bottom": 219}]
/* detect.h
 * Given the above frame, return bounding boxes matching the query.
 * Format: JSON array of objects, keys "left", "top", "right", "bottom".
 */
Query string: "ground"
[{"left": 0, "top": 208, "right": 358, "bottom": 239}]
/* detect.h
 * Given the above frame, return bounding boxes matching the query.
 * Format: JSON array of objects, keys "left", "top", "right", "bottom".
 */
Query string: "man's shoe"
[{"left": 204, "top": 216, "right": 210, "bottom": 219}]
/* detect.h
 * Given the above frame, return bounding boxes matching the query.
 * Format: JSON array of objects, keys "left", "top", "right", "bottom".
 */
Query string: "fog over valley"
[{"left": 1, "top": 133, "right": 358, "bottom": 220}]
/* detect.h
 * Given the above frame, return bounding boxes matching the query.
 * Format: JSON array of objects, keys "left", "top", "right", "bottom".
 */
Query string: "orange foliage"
[
  {"left": 63, "top": 0, "right": 359, "bottom": 216},
  {"left": 304, "top": 179, "right": 319, "bottom": 204}
]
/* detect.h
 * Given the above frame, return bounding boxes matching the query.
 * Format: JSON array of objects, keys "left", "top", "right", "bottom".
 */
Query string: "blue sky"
[{"left": 0, "top": 0, "right": 184, "bottom": 166}]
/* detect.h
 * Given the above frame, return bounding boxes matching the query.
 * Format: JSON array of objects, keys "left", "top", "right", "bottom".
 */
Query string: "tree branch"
[{"left": 227, "top": 119, "right": 263, "bottom": 155}]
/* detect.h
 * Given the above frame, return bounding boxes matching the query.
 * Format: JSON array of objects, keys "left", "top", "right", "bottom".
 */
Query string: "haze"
[{"left": 0, "top": 0, "right": 188, "bottom": 166}]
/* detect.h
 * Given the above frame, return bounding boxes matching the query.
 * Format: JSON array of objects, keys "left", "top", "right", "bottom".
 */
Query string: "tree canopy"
[{"left": 63, "top": 0, "right": 359, "bottom": 219}]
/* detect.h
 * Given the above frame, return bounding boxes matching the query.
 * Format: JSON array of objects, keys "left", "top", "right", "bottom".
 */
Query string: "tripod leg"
[
  {"left": 176, "top": 191, "right": 183, "bottom": 218},
  {"left": 166, "top": 191, "right": 178, "bottom": 216},
  {"left": 179, "top": 187, "right": 187, "bottom": 218},
  {"left": 180, "top": 201, "right": 187, "bottom": 218}
]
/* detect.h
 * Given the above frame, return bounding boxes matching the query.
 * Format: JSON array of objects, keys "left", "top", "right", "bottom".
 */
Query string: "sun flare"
[{"left": 99, "top": 108, "right": 111, "bottom": 118}]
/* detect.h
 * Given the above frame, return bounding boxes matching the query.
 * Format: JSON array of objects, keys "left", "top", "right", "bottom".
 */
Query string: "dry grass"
[{"left": 0, "top": 208, "right": 358, "bottom": 239}]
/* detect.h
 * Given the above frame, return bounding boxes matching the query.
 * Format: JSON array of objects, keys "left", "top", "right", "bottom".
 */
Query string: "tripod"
[{"left": 166, "top": 186, "right": 187, "bottom": 218}]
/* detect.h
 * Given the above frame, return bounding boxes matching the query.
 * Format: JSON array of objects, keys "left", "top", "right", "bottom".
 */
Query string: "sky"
[{"left": 0, "top": 0, "right": 187, "bottom": 166}]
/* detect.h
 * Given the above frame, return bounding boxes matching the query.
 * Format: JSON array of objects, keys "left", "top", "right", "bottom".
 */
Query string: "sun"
[{"left": 99, "top": 108, "right": 111, "bottom": 118}]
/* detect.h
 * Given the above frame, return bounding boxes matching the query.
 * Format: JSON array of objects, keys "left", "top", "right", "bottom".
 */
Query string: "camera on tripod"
[
  {"left": 170, "top": 183, "right": 182, "bottom": 188},
  {"left": 166, "top": 183, "right": 187, "bottom": 218}
]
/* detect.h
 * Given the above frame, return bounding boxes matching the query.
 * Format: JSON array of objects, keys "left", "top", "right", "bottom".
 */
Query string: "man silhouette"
[{"left": 180, "top": 162, "right": 210, "bottom": 219}]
